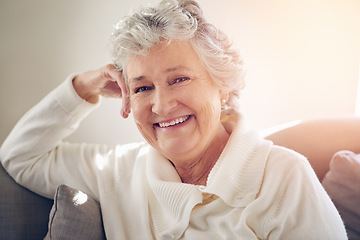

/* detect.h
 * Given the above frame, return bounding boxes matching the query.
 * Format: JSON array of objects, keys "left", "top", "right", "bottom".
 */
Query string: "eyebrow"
[
  {"left": 130, "top": 76, "right": 145, "bottom": 82},
  {"left": 129, "top": 65, "right": 191, "bottom": 83},
  {"left": 164, "top": 65, "right": 191, "bottom": 73}
]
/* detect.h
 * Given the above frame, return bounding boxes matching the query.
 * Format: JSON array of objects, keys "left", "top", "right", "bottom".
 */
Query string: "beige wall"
[
  {"left": 1, "top": 0, "right": 359, "bottom": 146},
  {"left": 201, "top": 0, "right": 360, "bottom": 129}
]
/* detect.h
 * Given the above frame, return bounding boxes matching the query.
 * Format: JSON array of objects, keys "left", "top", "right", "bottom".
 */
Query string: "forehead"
[{"left": 125, "top": 41, "right": 205, "bottom": 81}]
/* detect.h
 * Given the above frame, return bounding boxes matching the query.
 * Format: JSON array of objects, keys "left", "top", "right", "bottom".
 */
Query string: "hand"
[{"left": 73, "top": 64, "right": 131, "bottom": 118}]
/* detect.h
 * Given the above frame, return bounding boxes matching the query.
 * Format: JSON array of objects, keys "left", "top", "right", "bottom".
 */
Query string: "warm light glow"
[
  {"left": 356, "top": 63, "right": 360, "bottom": 116},
  {"left": 260, "top": 120, "right": 302, "bottom": 137},
  {"left": 73, "top": 191, "right": 88, "bottom": 206},
  {"left": 96, "top": 154, "right": 105, "bottom": 170},
  {"left": 95, "top": 150, "right": 112, "bottom": 170}
]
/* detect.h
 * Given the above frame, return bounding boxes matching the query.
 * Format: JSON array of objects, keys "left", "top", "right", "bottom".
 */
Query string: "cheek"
[
  {"left": 198, "top": 100, "right": 221, "bottom": 126},
  {"left": 130, "top": 96, "right": 147, "bottom": 123},
  {"left": 130, "top": 97, "right": 157, "bottom": 143},
  {"left": 135, "top": 122, "right": 157, "bottom": 147},
  {"left": 195, "top": 90, "right": 222, "bottom": 128}
]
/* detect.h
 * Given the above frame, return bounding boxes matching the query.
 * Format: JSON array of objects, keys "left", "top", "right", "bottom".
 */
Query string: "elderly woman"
[{"left": 0, "top": 0, "right": 347, "bottom": 239}]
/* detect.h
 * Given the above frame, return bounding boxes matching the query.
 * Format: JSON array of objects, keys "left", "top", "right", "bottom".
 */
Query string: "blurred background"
[{"left": 1, "top": 0, "right": 359, "bottom": 146}]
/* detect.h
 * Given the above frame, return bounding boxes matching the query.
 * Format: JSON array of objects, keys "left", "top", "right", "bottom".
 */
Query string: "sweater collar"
[
  {"left": 146, "top": 110, "right": 273, "bottom": 237},
  {"left": 205, "top": 110, "right": 273, "bottom": 207},
  {"left": 146, "top": 148, "right": 203, "bottom": 238}
]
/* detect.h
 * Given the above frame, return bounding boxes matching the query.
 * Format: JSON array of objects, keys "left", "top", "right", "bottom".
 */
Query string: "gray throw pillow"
[
  {"left": 322, "top": 150, "right": 360, "bottom": 240},
  {"left": 44, "top": 185, "right": 106, "bottom": 240}
]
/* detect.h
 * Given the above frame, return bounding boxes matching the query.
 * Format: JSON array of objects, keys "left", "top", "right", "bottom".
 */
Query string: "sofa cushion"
[
  {"left": 0, "top": 163, "right": 53, "bottom": 240},
  {"left": 322, "top": 150, "right": 360, "bottom": 239},
  {"left": 44, "top": 184, "right": 106, "bottom": 240}
]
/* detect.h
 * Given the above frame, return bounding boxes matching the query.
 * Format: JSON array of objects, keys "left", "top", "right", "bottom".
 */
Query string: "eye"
[
  {"left": 134, "top": 86, "right": 153, "bottom": 93},
  {"left": 170, "top": 77, "right": 190, "bottom": 85}
]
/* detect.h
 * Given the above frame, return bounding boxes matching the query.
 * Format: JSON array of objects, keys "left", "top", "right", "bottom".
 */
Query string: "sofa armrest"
[{"left": 0, "top": 162, "right": 53, "bottom": 240}]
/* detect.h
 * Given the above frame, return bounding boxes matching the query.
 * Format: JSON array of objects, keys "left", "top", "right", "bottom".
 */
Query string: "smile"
[{"left": 157, "top": 115, "right": 191, "bottom": 128}]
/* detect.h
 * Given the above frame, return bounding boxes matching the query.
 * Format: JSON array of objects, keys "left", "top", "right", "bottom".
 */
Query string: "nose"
[{"left": 151, "top": 87, "right": 178, "bottom": 116}]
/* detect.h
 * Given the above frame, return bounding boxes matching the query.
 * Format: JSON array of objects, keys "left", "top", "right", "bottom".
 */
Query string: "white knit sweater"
[{"left": 0, "top": 75, "right": 347, "bottom": 239}]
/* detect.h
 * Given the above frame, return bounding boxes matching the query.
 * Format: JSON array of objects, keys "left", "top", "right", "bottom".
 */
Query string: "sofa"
[
  {"left": 0, "top": 162, "right": 52, "bottom": 239},
  {"left": 1, "top": 118, "right": 359, "bottom": 239},
  {"left": 0, "top": 162, "right": 106, "bottom": 240}
]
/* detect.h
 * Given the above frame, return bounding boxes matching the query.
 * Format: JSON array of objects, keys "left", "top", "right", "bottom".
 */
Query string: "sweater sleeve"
[
  {"left": 0, "top": 74, "right": 108, "bottom": 199},
  {"left": 262, "top": 147, "right": 348, "bottom": 240}
]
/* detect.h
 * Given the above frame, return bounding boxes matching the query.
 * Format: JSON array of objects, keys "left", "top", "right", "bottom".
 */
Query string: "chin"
[{"left": 158, "top": 138, "right": 199, "bottom": 160}]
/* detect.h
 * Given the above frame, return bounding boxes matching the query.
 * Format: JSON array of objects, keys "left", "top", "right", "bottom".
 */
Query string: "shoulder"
[
  {"left": 97, "top": 142, "right": 150, "bottom": 190},
  {"left": 266, "top": 145, "right": 311, "bottom": 175},
  {"left": 259, "top": 144, "right": 319, "bottom": 201},
  {"left": 113, "top": 142, "right": 150, "bottom": 165},
  {"left": 259, "top": 144, "right": 327, "bottom": 213},
  {"left": 256, "top": 147, "right": 347, "bottom": 239},
  {"left": 114, "top": 141, "right": 150, "bottom": 156},
  {"left": 92, "top": 141, "right": 150, "bottom": 174}
]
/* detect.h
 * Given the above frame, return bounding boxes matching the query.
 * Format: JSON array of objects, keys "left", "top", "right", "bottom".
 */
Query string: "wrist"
[{"left": 72, "top": 75, "right": 99, "bottom": 104}]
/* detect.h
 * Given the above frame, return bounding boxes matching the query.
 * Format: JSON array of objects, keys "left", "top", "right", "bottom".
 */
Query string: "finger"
[
  {"left": 104, "top": 64, "right": 131, "bottom": 118},
  {"left": 120, "top": 82, "right": 131, "bottom": 118},
  {"left": 104, "top": 64, "right": 123, "bottom": 84},
  {"left": 101, "top": 81, "right": 122, "bottom": 98},
  {"left": 97, "top": 64, "right": 125, "bottom": 99},
  {"left": 112, "top": 70, "right": 131, "bottom": 118},
  {"left": 122, "top": 94, "right": 131, "bottom": 118}
]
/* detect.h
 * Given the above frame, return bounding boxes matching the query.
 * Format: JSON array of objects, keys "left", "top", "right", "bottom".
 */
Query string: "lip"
[{"left": 154, "top": 115, "right": 192, "bottom": 128}]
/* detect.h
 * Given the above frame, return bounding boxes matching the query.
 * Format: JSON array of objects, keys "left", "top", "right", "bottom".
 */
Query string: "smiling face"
[{"left": 127, "top": 41, "right": 228, "bottom": 164}]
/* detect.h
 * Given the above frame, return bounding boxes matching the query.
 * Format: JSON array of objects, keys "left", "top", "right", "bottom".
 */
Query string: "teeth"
[{"left": 158, "top": 116, "right": 190, "bottom": 128}]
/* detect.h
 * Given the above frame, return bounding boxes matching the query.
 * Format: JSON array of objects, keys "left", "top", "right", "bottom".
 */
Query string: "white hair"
[{"left": 110, "top": 0, "right": 246, "bottom": 110}]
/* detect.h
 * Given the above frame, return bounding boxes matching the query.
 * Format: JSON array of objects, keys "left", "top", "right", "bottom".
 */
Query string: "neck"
[{"left": 171, "top": 125, "right": 230, "bottom": 186}]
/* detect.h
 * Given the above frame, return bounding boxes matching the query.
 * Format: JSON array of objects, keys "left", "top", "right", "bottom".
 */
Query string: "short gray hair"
[{"left": 110, "top": 0, "right": 245, "bottom": 110}]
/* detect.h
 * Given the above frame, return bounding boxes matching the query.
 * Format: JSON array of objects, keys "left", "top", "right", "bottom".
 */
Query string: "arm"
[
  {"left": 0, "top": 65, "right": 130, "bottom": 198},
  {"left": 264, "top": 117, "right": 360, "bottom": 181},
  {"left": 256, "top": 149, "right": 348, "bottom": 239},
  {"left": 271, "top": 157, "right": 347, "bottom": 239}
]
